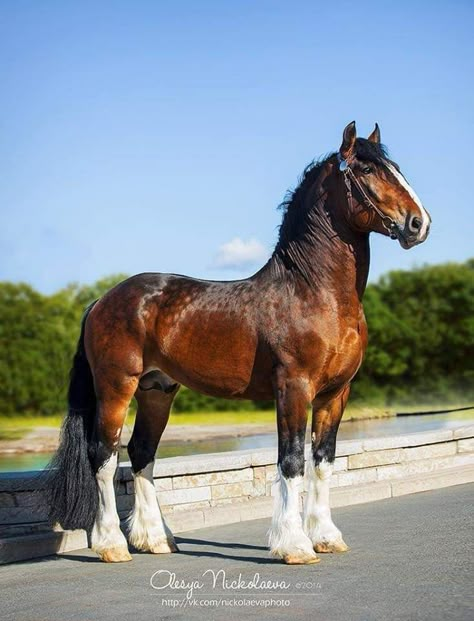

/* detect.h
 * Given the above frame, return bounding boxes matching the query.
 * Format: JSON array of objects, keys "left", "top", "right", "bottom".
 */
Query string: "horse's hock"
[{"left": 1, "top": 424, "right": 473, "bottom": 565}]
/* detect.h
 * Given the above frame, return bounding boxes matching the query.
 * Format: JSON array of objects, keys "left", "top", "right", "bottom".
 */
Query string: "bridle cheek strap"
[{"left": 337, "top": 154, "right": 398, "bottom": 239}]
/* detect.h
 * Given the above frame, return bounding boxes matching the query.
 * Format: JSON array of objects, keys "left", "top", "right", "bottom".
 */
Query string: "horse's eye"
[{"left": 362, "top": 166, "right": 372, "bottom": 175}]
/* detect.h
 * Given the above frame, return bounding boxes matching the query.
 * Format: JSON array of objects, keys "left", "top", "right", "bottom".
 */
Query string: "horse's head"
[{"left": 336, "top": 121, "right": 431, "bottom": 249}]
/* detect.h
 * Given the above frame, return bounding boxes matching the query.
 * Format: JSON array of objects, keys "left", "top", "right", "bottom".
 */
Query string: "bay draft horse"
[{"left": 47, "top": 122, "right": 430, "bottom": 564}]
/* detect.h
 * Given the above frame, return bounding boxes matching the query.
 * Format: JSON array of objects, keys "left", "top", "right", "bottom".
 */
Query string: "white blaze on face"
[{"left": 384, "top": 161, "right": 431, "bottom": 239}]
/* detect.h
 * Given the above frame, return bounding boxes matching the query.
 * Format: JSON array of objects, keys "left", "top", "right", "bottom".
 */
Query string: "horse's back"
[{"left": 84, "top": 271, "right": 263, "bottom": 397}]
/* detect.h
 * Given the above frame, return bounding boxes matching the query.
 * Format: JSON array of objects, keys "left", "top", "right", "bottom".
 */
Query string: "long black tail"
[{"left": 45, "top": 302, "right": 99, "bottom": 532}]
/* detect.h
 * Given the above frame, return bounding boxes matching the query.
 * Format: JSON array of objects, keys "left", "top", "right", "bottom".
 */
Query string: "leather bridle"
[{"left": 337, "top": 153, "right": 398, "bottom": 239}]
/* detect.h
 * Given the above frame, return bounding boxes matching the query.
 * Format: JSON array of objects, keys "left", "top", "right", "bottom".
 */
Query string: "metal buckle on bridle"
[{"left": 337, "top": 153, "right": 397, "bottom": 238}]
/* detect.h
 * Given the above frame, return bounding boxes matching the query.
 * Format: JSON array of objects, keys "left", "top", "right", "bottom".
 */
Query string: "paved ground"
[{"left": 0, "top": 484, "right": 473, "bottom": 621}]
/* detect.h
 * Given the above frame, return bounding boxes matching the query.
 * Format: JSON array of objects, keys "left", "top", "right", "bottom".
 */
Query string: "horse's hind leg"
[
  {"left": 304, "top": 385, "right": 350, "bottom": 553},
  {"left": 90, "top": 372, "right": 139, "bottom": 563},
  {"left": 127, "top": 384, "right": 180, "bottom": 554}
]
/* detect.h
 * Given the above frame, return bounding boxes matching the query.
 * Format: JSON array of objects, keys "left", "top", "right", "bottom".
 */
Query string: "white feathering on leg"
[
  {"left": 127, "top": 461, "right": 176, "bottom": 553},
  {"left": 91, "top": 453, "right": 130, "bottom": 556},
  {"left": 268, "top": 466, "right": 317, "bottom": 561},
  {"left": 304, "top": 458, "right": 345, "bottom": 548}
]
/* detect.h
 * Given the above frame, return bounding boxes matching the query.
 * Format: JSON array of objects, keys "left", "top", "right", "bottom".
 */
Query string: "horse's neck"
[{"left": 267, "top": 178, "right": 370, "bottom": 303}]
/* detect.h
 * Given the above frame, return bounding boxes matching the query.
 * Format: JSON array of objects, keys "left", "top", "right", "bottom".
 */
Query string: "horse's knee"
[
  {"left": 280, "top": 447, "right": 305, "bottom": 479},
  {"left": 128, "top": 436, "right": 156, "bottom": 473},
  {"left": 279, "top": 427, "right": 306, "bottom": 479}
]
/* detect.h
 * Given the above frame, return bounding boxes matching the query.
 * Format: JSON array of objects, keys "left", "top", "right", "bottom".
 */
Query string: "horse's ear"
[
  {"left": 340, "top": 121, "right": 357, "bottom": 159},
  {"left": 368, "top": 123, "right": 381, "bottom": 144}
]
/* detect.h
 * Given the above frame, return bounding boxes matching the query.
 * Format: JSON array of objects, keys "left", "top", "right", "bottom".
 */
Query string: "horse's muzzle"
[{"left": 396, "top": 215, "right": 431, "bottom": 249}]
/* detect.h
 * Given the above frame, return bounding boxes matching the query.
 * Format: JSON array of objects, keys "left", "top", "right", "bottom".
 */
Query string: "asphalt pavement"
[{"left": 0, "top": 484, "right": 473, "bottom": 621}]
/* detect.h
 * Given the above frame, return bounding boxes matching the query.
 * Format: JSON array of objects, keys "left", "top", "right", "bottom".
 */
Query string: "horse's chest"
[{"left": 302, "top": 313, "right": 368, "bottom": 388}]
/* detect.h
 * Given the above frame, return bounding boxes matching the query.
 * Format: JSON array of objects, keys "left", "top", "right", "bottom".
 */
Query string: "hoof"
[
  {"left": 283, "top": 552, "right": 320, "bottom": 565},
  {"left": 149, "top": 539, "right": 179, "bottom": 554},
  {"left": 314, "top": 540, "right": 349, "bottom": 553},
  {"left": 98, "top": 547, "right": 133, "bottom": 563}
]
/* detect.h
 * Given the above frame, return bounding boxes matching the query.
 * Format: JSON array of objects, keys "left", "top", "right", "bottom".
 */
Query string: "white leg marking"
[
  {"left": 304, "top": 458, "right": 346, "bottom": 549},
  {"left": 268, "top": 466, "right": 318, "bottom": 562},
  {"left": 127, "top": 461, "right": 177, "bottom": 553},
  {"left": 91, "top": 453, "right": 130, "bottom": 555}
]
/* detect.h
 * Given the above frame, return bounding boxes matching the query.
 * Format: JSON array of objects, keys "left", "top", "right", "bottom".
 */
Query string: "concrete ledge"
[
  {"left": 1, "top": 423, "right": 473, "bottom": 564},
  {"left": 0, "top": 529, "right": 87, "bottom": 565},
  {"left": 391, "top": 465, "right": 474, "bottom": 496},
  {"left": 1, "top": 465, "right": 473, "bottom": 565}
]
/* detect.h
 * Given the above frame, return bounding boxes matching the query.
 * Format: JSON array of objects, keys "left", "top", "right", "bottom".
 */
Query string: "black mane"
[
  {"left": 271, "top": 138, "right": 389, "bottom": 283},
  {"left": 276, "top": 138, "right": 390, "bottom": 246}
]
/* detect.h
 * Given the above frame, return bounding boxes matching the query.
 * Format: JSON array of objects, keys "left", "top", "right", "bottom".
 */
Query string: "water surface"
[{"left": 0, "top": 410, "right": 472, "bottom": 473}]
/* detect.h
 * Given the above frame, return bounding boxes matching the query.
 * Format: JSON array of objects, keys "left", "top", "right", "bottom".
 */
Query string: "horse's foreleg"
[
  {"left": 268, "top": 371, "right": 319, "bottom": 565},
  {"left": 127, "top": 385, "right": 179, "bottom": 554},
  {"left": 304, "top": 385, "right": 350, "bottom": 553},
  {"left": 90, "top": 372, "right": 138, "bottom": 563}
]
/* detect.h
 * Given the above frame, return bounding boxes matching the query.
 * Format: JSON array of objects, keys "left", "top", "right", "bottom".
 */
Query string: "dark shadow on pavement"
[{"left": 175, "top": 537, "right": 267, "bottom": 551}]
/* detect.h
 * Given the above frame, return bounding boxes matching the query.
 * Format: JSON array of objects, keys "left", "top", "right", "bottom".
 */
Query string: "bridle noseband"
[{"left": 337, "top": 154, "right": 398, "bottom": 239}]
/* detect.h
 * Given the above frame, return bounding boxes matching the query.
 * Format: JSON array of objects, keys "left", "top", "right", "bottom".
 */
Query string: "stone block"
[
  {"left": 172, "top": 468, "right": 253, "bottom": 489},
  {"left": 0, "top": 521, "right": 49, "bottom": 539},
  {"left": 116, "top": 494, "right": 134, "bottom": 514},
  {"left": 165, "top": 500, "right": 211, "bottom": 513},
  {"left": 265, "top": 465, "right": 277, "bottom": 481},
  {"left": 158, "top": 486, "right": 211, "bottom": 506},
  {"left": 377, "top": 453, "right": 474, "bottom": 481},
  {"left": 0, "top": 472, "right": 45, "bottom": 493},
  {"left": 0, "top": 505, "right": 48, "bottom": 525},
  {"left": 153, "top": 452, "right": 252, "bottom": 478},
  {"left": 116, "top": 482, "right": 127, "bottom": 496},
  {"left": 0, "top": 493, "right": 15, "bottom": 508},
  {"left": 338, "top": 468, "right": 377, "bottom": 487},
  {"left": 363, "top": 429, "right": 453, "bottom": 452},
  {"left": 349, "top": 449, "right": 401, "bottom": 470},
  {"left": 0, "top": 529, "right": 87, "bottom": 565},
  {"left": 453, "top": 425, "right": 474, "bottom": 440},
  {"left": 458, "top": 438, "right": 474, "bottom": 453},
  {"left": 402, "top": 442, "right": 456, "bottom": 462},
  {"left": 336, "top": 440, "right": 364, "bottom": 457},
  {"left": 14, "top": 491, "right": 43, "bottom": 507},
  {"left": 250, "top": 448, "right": 277, "bottom": 466},
  {"left": 211, "top": 483, "right": 245, "bottom": 500},
  {"left": 210, "top": 497, "right": 252, "bottom": 507},
  {"left": 154, "top": 478, "right": 173, "bottom": 491},
  {"left": 391, "top": 465, "right": 474, "bottom": 497},
  {"left": 248, "top": 477, "right": 266, "bottom": 497},
  {"left": 253, "top": 466, "right": 266, "bottom": 481},
  {"left": 330, "top": 481, "right": 392, "bottom": 508},
  {"left": 166, "top": 510, "right": 205, "bottom": 533},
  {"left": 333, "top": 457, "right": 348, "bottom": 472}
]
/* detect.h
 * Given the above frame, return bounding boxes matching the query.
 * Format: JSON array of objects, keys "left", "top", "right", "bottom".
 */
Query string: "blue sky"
[{"left": 1, "top": 0, "right": 473, "bottom": 293}]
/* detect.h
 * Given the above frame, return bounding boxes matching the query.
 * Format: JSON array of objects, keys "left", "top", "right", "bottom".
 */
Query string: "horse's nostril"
[{"left": 410, "top": 217, "right": 422, "bottom": 232}]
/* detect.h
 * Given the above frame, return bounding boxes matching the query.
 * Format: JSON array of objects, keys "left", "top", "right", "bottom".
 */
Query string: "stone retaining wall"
[{"left": 1, "top": 424, "right": 473, "bottom": 564}]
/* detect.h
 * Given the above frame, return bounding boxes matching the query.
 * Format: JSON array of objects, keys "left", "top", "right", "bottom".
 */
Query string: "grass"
[
  {"left": 0, "top": 428, "right": 28, "bottom": 441},
  {"left": 0, "top": 414, "right": 65, "bottom": 441}
]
